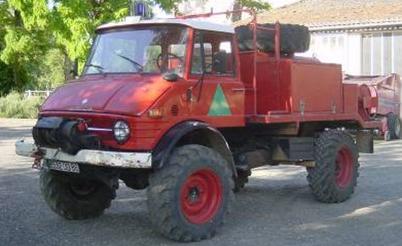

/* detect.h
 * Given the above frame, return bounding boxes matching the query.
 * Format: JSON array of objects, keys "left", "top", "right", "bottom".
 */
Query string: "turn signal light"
[{"left": 148, "top": 108, "right": 163, "bottom": 118}]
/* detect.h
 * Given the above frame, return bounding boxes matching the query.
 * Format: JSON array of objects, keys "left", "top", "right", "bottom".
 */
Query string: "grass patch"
[{"left": 0, "top": 92, "right": 44, "bottom": 119}]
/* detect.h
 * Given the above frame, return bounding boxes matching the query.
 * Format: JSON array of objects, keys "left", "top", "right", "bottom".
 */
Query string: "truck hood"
[{"left": 41, "top": 74, "right": 171, "bottom": 116}]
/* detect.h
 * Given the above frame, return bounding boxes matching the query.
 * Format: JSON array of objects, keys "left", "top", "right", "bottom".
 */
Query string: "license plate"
[{"left": 48, "top": 160, "right": 80, "bottom": 173}]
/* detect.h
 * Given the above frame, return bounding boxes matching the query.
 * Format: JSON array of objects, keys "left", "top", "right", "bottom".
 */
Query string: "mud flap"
[{"left": 356, "top": 131, "right": 374, "bottom": 153}]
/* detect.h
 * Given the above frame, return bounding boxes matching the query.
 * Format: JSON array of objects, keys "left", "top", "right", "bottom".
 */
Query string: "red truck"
[{"left": 15, "top": 11, "right": 393, "bottom": 242}]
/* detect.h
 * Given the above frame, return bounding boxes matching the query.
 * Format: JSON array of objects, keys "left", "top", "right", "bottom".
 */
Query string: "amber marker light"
[{"left": 148, "top": 108, "right": 164, "bottom": 119}]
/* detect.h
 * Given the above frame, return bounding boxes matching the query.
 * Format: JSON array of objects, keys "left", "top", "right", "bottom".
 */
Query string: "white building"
[{"left": 256, "top": 0, "right": 402, "bottom": 76}]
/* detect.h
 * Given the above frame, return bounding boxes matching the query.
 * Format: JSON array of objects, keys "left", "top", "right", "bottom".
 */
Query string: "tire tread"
[
  {"left": 147, "top": 144, "right": 234, "bottom": 242},
  {"left": 307, "top": 130, "right": 359, "bottom": 203}
]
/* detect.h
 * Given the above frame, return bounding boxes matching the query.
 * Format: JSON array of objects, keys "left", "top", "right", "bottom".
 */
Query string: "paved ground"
[{"left": 1, "top": 118, "right": 402, "bottom": 246}]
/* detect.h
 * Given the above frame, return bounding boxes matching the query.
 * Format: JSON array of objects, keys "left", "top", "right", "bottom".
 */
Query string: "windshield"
[{"left": 84, "top": 25, "right": 188, "bottom": 76}]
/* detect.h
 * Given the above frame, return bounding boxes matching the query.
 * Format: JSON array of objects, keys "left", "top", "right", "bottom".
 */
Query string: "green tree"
[
  {"left": 52, "top": 0, "right": 129, "bottom": 68},
  {"left": 232, "top": 0, "right": 271, "bottom": 22},
  {"left": 0, "top": 0, "right": 52, "bottom": 94},
  {"left": 0, "top": 0, "right": 131, "bottom": 93},
  {"left": 37, "top": 49, "right": 66, "bottom": 89},
  {"left": 151, "top": 0, "right": 182, "bottom": 13}
]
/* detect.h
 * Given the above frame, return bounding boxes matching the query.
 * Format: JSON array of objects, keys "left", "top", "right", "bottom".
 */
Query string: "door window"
[{"left": 191, "top": 31, "right": 235, "bottom": 76}]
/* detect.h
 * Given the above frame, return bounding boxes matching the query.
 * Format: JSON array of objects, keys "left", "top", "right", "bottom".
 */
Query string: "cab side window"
[{"left": 191, "top": 31, "right": 235, "bottom": 76}]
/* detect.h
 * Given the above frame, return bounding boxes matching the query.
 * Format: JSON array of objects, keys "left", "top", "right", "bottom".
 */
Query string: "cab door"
[{"left": 187, "top": 30, "right": 245, "bottom": 127}]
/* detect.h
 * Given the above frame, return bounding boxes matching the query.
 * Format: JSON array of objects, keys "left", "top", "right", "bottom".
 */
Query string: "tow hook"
[{"left": 32, "top": 150, "right": 45, "bottom": 170}]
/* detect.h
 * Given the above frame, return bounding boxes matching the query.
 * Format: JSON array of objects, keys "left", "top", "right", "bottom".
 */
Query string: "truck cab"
[{"left": 36, "top": 19, "right": 245, "bottom": 153}]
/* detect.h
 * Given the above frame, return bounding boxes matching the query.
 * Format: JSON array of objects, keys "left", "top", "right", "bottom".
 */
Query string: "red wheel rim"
[
  {"left": 335, "top": 147, "right": 353, "bottom": 188},
  {"left": 180, "top": 168, "right": 223, "bottom": 224}
]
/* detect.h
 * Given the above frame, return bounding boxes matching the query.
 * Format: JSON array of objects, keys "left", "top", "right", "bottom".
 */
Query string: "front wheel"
[
  {"left": 40, "top": 168, "right": 116, "bottom": 220},
  {"left": 147, "top": 144, "right": 234, "bottom": 242},
  {"left": 307, "top": 130, "right": 359, "bottom": 203}
]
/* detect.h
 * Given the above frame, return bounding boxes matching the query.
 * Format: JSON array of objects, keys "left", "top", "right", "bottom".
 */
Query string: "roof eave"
[{"left": 308, "top": 21, "right": 402, "bottom": 32}]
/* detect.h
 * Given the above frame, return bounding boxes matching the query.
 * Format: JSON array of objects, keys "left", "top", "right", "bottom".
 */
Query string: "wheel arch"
[{"left": 152, "top": 121, "right": 236, "bottom": 176}]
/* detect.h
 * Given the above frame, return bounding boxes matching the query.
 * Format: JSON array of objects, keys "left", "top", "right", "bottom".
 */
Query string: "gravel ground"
[{"left": 1, "top": 118, "right": 402, "bottom": 246}]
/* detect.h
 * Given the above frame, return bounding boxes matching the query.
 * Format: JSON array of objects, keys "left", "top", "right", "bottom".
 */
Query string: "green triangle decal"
[{"left": 208, "top": 84, "right": 232, "bottom": 116}]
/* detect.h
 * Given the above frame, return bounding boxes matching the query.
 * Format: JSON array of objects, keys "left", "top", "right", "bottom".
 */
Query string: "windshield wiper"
[
  {"left": 115, "top": 53, "right": 144, "bottom": 72},
  {"left": 85, "top": 64, "right": 105, "bottom": 74}
]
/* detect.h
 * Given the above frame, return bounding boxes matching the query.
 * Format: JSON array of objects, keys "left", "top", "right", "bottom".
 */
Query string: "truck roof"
[{"left": 97, "top": 17, "right": 235, "bottom": 34}]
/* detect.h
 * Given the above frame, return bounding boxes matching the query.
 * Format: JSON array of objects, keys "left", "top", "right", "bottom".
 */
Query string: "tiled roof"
[{"left": 251, "top": 0, "right": 402, "bottom": 30}]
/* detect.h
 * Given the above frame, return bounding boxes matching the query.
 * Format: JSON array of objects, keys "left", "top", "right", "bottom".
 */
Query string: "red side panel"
[
  {"left": 256, "top": 59, "right": 291, "bottom": 114},
  {"left": 237, "top": 52, "right": 381, "bottom": 129},
  {"left": 239, "top": 52, "right": 292, "bottom": 115},
  {"left": 290, "top": 62, "right": 343, "bottom": 113},
  {"left": 238, "top": 52, "right": 256, "bottom": 115},
  {"left": 343, "top": 84, "right": 359, "bottom": 114}
]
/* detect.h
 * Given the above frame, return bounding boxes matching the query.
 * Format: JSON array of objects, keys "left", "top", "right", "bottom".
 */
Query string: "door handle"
[{"left": 232, "top": 88, "right": 246, "bottom": 92}]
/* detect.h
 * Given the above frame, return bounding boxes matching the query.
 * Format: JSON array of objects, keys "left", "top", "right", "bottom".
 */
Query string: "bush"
[{"left": 0, "top": 92, "right": 44, "bottom": 119}]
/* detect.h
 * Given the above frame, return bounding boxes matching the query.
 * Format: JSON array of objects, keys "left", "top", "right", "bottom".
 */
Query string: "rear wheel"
[
  {"left": 307, "top": 130, "right": 359, "bottom": 203},
  {"left": 40, "top": 168, "right": 116, "bottom": 220},
  {"left": 147, "top": 144, "right": 234, "bottom": 242}
]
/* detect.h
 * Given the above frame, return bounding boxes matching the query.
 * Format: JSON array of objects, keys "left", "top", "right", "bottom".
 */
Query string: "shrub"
[{"left": 0, "top": 92, "right": 44, "bottom": 119}]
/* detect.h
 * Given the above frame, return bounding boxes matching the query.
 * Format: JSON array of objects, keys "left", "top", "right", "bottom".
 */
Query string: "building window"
[
  {"left": 394, "top": 33, "right": 402, "bottom": 76},
  {"left": 383, "top": 33, "right": 393, "bottom": 74},
  {"left": 372, "top": 34, "right": 382, "bottom": 74},
  {"left": 361, "top": 32, "right": 402, "bottom": 75},
  {"left": 362, "top": 34, "right": 372, "bottom": 75},
  {"left": 308, "top": 34, "right": 345, "bottom": 65}
]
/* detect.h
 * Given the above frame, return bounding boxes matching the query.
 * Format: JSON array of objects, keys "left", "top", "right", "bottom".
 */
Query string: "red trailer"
[
  {"left": 344, "top": 74, "right": 401, "bottom": 140},
  {"left": 16, "top": 10, "right": 385, "bottom": 242}
]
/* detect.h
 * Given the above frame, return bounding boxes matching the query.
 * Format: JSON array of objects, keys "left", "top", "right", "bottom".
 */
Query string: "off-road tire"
[
  {"left": 147, "top": 144, "right": 234, "bottom": 242},
  {"left": 387, "top": 113, "right": 401, "bottom": 140},
  {"left": 307, "top": 130, "right": 359, "bottom": 203},
  {"left": 235, "top": 23, "right": 310, "bottom": 53},
  {"left": 40, "top": 169, "right": 115, "bottom": 220},
  {"left": 234, "top": 169, "right": 251, "bottom": 192}
]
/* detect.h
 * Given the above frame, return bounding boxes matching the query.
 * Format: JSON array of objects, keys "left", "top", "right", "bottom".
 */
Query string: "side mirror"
[
  {"left": 71, "top": 59, "right": 79, "bottom": 78},
  {"left": 163, "top": 72, "right": 179, "bottom": 82}
]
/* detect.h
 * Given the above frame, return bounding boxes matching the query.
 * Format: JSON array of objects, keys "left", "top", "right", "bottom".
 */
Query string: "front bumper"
[{"left": 15, "top": 139, "right": 152, "bottom": 169}]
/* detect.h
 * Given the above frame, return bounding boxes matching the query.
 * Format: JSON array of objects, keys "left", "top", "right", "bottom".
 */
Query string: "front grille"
[{"left": 33, "top": 117, "right": 100, "bottom": 155}]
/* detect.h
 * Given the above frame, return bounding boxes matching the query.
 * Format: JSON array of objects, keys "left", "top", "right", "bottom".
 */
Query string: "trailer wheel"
[
  {"left": 387, "top": 113, "right": 401, "bottom": 139},
  {"left": 307, "top": 130, "right": 359, "bottom": 203},
  {"left": 234, "top": 169, "right": 251, "bottom": 192},
  {"left": 384, "top": 131, "right": 392, "bottom": 141},
  {"left": 147, "top": 144, "right": 234, "bottom": 242},
  {"left": 40, "top": 169, "right": 115, "bottom": 220}
]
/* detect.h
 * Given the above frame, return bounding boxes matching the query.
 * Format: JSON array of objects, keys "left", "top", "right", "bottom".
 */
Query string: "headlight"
[{"left": 113, "top": 121, "right": 130, "bottom": 143}]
